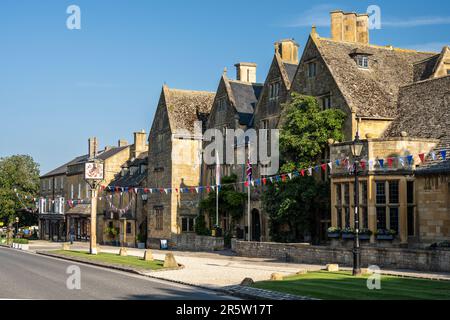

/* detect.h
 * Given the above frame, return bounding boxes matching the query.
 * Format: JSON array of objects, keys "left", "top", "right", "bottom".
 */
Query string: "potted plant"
[
  {"left": 136, "top": 233, "right": 146, "bottom": 249},
  {"left": 327, "top": 227, "right": 341, "bottom": 239},
  {"left": 359, "top": 228, "right": 373, "bottom": 241},
  {"left": 341, "top": 227, "right": 355, "bottom": 240},
  {"left": 376, "top": 229, "right": 396, "bottom": 240}
]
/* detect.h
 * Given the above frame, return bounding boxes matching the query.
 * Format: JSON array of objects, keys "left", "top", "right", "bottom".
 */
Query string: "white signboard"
[{"left": 85, "top": 162, "right": 104, "bottom": 181}]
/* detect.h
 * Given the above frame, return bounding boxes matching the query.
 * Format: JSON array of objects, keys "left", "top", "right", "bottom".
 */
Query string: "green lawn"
[
  {"left": 252, "top": 271, "right": 450, "bottom": 300},
  {"left": 51, "top": 250, "right": 164, "bottom": 271}
]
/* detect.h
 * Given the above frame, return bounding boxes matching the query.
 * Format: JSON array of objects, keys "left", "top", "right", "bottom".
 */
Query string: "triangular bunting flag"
[
  {"left": 378, "top": 159, "right": 384, "bottom": 168},
  {"left": 321, "top": 164, "right": 327, "bottom": 172},
  {"left": 419, "top": 153, "right": 425, "bottom": 164},
  {"left": 441, "top": 150, "right": 447, "bottom": 160}
]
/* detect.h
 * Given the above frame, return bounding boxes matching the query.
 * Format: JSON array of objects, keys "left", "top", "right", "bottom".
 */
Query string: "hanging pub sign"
[{"left": 85, "top": 161, "right": 104, "bottom": 181}]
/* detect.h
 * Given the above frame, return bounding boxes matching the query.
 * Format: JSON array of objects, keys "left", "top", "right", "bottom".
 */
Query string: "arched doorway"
[{"left": 251, "top": 209, "right": 261, "bottom": 242}]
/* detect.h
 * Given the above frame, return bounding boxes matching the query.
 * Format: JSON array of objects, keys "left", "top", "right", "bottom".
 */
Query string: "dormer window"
[{"left": 356, "top": 55, "right": 369, "bottom": 69}]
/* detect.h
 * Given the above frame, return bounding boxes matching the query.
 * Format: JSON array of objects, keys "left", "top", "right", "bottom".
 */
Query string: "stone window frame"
[
  {"left": 375, "top": 180, "right": 400, "bottom": 233},
  {"left": 268, "top": 81, "right": 281, "bottom": 102},
  {"left": 154, "top": 206, "right": 164, "bottom": 231},
  {"left": 317, "top": 93, "right": 332, "bottom": 110},
  {"left": 334, "top": 182, "right": 350, "bottom": 228},
  {"left": 181, "top": 216, "right": 195, "bottom": 233},
  {"left": 306, "top": 60, "right": 318, "bottom": 78},
  {"left": 407, "top": 180, "right": 416, "bottom": 237}
]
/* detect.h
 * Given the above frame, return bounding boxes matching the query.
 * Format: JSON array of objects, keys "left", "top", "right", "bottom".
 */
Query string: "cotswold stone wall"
[
  {"left": 232, "top": 240, "right": 450, "bottom": 272},
  {"left": 171, "top": 234, "right": 224, "bottom": 251}
]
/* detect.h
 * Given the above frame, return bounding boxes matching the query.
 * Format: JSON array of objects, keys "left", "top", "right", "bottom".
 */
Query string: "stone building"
[
  {"left": 291, "top": 13, "right": 436, "bottom": 142},
  {"left": 249, "top": 39, "right": 299, "bottom": 242},
  {"left": 38, "top": 156, "right": 84, "bottom": 241},
  {"left": 200, "top": 63, "right": 263, "bottom": 240},
  {"left": 147, "top": 85, "right": 215, "bottom": 247},
  {"left": 39, "top": 132, "right": 148, "bottom": 244},
  {"left": 106, "top": 155, "right": 148, "bottom": 247},
  {"left": 329, "top": 71, "right": 449, "bottom": 248}
]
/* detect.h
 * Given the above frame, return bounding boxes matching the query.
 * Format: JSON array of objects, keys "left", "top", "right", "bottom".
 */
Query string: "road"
[{"left": 0, "top": 247, "right": 235, "bottom": 300}]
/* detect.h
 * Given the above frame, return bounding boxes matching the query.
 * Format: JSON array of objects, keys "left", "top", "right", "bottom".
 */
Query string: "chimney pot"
[
  {"left": 88, "top": 137, "right": 98, "bottom": 159},
  {"left": 118, "top": 139, "right": 128, "bottom": 147}
]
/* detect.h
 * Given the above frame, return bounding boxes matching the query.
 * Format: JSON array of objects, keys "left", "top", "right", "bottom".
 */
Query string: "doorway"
[{"left": 251, "top": 209, "right": 261, "bottom": 242}]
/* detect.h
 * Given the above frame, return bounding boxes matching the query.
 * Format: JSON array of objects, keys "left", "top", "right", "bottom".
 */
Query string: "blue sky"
[{"left": 1, "top": 0, "right": 449, "bottom": 174}]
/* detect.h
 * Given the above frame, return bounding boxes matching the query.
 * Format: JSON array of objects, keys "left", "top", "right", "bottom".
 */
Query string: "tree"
[
  {"left": 279, "top": 93, "right": 346, "bottom": 172},
  {"left": 0, "top": 155, "right": 40, "bottom": 226},
  {"left": 262, "top": 93, "right": 345, "bottom": 243},
  {"left": 199, "top": 174, "right": 246, "bottom": 233}
]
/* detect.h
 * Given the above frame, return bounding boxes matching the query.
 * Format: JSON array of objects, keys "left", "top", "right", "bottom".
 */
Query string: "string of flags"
[
  {"left": 96, "top": 148, "right": 448, "bottom": 196},
  {"left": 17, "top": 148, "right": 448, "bottom": 205}
]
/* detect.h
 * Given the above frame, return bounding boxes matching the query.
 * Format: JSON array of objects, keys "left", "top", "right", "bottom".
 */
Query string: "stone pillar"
[
  {"left": 399, "top": 178, "right": 408, "bottom": 244},
  {"left": 330, "top": 181, "right": 337, "bottom": 227}
]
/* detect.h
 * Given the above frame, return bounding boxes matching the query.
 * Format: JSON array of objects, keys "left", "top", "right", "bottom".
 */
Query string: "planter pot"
[
  {"left": 137, "top": 242, "right": 146, "bottom": 249},
  {"left": 327, "top": 233, "right": 340, "bottom": 239},
  {"left": 377, "top": 235, "right": 394, "bottom": 241},
  {"left": 358, "top": 234, "right": 371, "bottom": 241},
  {"left": 342, "top": 233, "right": 355, "bottom": 240}
]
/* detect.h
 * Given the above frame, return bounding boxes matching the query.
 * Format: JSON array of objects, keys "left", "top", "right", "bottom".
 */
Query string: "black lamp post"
[{"left": 351, "top": 133, "right": 364, "bottom": 276}]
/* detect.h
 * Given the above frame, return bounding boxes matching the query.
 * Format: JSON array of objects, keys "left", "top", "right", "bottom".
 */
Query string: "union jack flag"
[{"left": 246, "top": 159, "right": 252, "bottom": 181}]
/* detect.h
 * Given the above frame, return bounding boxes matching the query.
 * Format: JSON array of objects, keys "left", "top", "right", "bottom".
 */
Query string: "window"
[
  {"left": 85, "top": 183, "right": 89, "bottom": 198},
  {"left": 356, "top": 56, "right": 369, "bottom": 68},
  {"left": 321, "top": 95, "right": 332, "bottom": 109},
  {"left": 70, "top": 184, "right": 74, "bottom": 199},
  {"left": 181, "top": 217, "right": 195, "bottom": 233},
  {"left": 447, "top": 69, "right": 450, "bottom": 75},
  {"left": 60, "top": 177, "right": 64, "bottom": 190},
  {"left": 344, "top": 183, "right": 350, "bottom": 228},
  {"left": 375, "top": 181, "right": 400, "bottom": 233},
  {"left": 360, "top": 181, "right": 368, "bottom": 229},
  {"left": 307, "top": 62, "right": 317, "bottom": 78},
  {"left": 269, "top": 82, "right": 280, "bottom": 101},
  {"left": 335, "top": 184, "right": 342, "bottom": 228},
  {"left": 78, "top": 184, "right": 81, "bottom": 199},
  {"left": 335, "top": 183, "right": 350, "bottom": 229},
  {"left": 155, "top": 207, "right": 163, "bottom": 231},
  {"left": 126, "top": 222, "right": 131, "bottom": 234},
  {"left": 48, "top": 179, "right": 52, "bottom": 191},
  {"left": 154, "top": 167, "right": 164, "bottom": 188},
  {"left": 407, "top": 181, "right": 415, "bottom": 236},
  {"left": 217, "top": 98, "right": 227, "bottom": 112}
]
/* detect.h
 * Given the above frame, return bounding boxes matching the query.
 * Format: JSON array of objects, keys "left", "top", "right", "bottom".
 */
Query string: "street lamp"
[
  {"left": 351, "top": 133, "right": 364, "bottom": 276},
  {"left": 84, "top": 158, "right": 105, "bottom": 255}
]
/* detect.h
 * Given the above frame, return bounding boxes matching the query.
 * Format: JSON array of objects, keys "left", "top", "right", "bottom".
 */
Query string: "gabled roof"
[
  {"left": 283, "top": 61, "right": 298, "bottom": 86},
  {"left": 110, "top": 157, "right": 148, "bottom": 188},
  {"left": 162, "top": 85, "right": 215, "bottom": 131},
  {"left": 384, "top": 76, "right": 450, "bottom": 174},
  {"left": 223, "top": 76, "right": 263, "bottom": 126},
  {"left": 312, "top": 37, "right": 437, "bottom": 118}
]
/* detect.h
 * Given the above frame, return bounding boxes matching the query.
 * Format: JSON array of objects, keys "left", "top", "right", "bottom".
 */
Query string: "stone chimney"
[
  {"left": 274, "top": 39, "right": 299, "bottom": 64},
  {"left": 132, "top": 130, "right": 148, "bottom": 158},
  {"left": 88, "top": 137, "right": 98, "bottom": 159},
  {"left": 118, "top": 139, "right": 128, "bottom": 147},
  {"left": 234, "top": 62, "right": 257, "bottom": 83},
  {"left": 330, "top": 10, "right": 369, "bottom": 44}
]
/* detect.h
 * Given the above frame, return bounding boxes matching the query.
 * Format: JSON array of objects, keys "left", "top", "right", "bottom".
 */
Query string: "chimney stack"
[
  {"left": 330, "top": 10, "right": 369, "bottom": 44},
  {"left": 234, "top": 62, "right": 257, "bottom": 83},
  {"left": 118, "top": 139, "right": 128, "bottom": 147},
  {"left": 132, "top": 130, "right": 148, "bottom": 158},
  {"left": 274, "top": 39, "right": 299, "bottom": 64},
  {"left": 88, "top": 137, "right": 98, "bottom": 159}
]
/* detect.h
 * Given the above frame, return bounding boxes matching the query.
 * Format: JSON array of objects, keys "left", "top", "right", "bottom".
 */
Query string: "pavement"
[
  {"left": 0, "top": 246, "right": 236, "bottom": 300},
  {"left": 27, "top": 241, "right": 324, "bottom": 289}
]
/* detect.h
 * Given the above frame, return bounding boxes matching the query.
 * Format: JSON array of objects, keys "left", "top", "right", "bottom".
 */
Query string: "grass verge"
[
  {"left": 51, "top": 250, "right": 164, "bottom": 271},
  {"left": 252, "top": 271, "right": 450, "bottom": 300}
]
